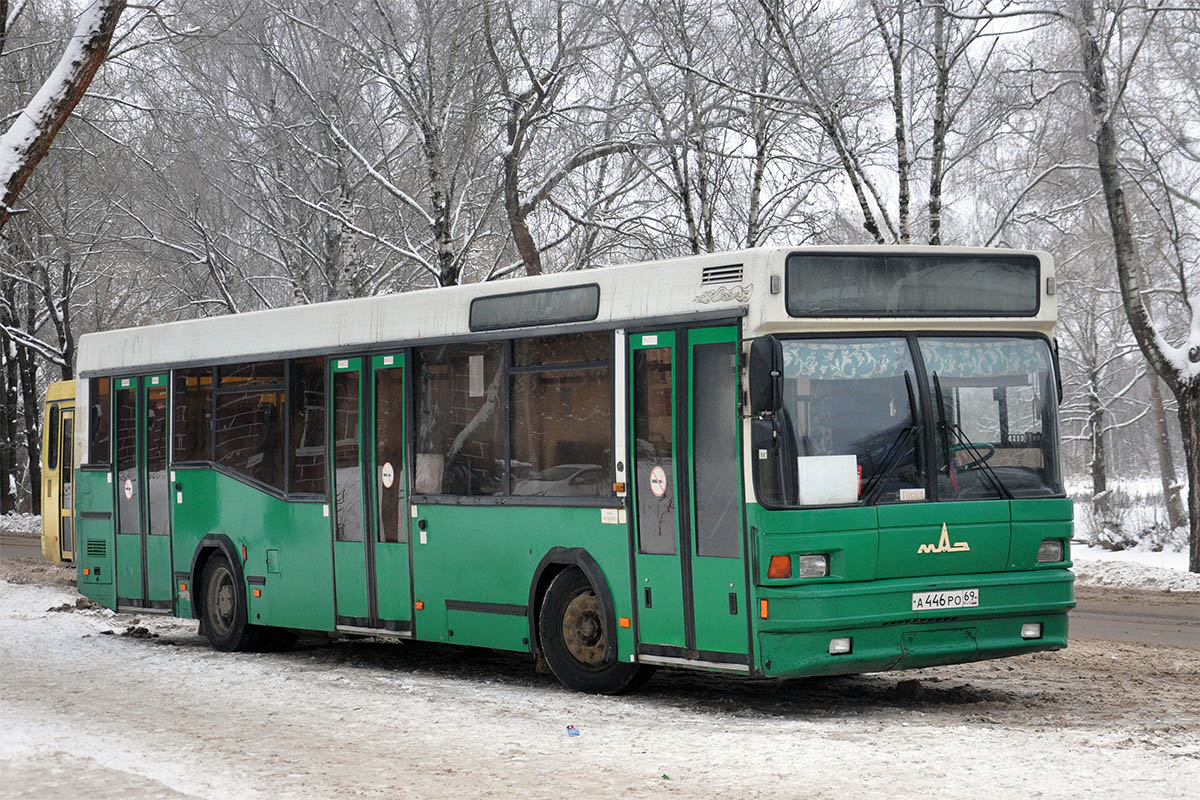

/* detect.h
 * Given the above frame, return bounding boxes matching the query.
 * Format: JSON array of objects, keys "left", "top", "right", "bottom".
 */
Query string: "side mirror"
[
  {"left": 1051, "top": 338, "right": 1063, "bottom": 404},
  {"left": 748, "top": 336, "right": 783, "bottom": 415}
]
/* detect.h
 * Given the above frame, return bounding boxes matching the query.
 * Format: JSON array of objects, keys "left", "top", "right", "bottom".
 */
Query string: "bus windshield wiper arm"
[
  {"left": 932, "top": 372, "right": 1012, "bottom": 500},
  {"left": 861, "top": 372, "right": 920, "bottom": 506},
  {"left": 861, "top": 424, "right": 916, "bottom": 505}
]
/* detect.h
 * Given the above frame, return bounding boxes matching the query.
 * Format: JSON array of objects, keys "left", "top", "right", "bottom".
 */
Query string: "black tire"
[
  {"left": 199, "top": 553, "right": 260, "bottom": 652},
  {"left": 538, "top": 568, "right": 652, "bottom": 694}
]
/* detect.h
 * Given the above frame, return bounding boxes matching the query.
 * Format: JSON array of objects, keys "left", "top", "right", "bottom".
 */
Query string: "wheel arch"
[
  {"left": 189, "top": 534, "right": 243, "bottom": 622},
  {"left": 528, "top": 547, "right": 619, "bottom": 665}
]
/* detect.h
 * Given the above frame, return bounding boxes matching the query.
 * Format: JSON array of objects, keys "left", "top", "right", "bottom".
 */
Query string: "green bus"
[{"left": 67, "top": 246, "right": 1073, "bottom": 693}]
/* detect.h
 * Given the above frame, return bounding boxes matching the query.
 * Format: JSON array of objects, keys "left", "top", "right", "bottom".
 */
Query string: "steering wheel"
[{"left": 948, "top": 442, "right": 996, "bottom": 470}]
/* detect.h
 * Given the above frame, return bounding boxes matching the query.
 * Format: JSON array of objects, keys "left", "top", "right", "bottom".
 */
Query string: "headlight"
[
  {"left": 796, "top": 554, "right": 829, "bottom": 578},
  {"left": 1037, "top": 539, "right": 1064, "bottom": 563}
]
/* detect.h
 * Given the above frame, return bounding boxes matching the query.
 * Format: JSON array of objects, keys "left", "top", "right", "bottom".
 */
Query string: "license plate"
[{"left": 912, "top": 588, "right": 979, "bottom": 612}]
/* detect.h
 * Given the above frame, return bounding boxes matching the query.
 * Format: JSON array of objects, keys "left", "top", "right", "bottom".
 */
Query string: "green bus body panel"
[
  {"left": 634, "top": 554, "right": 686, "bottom": 647},
  {"left": 75, "top": 468, "right": 117, "bottom": 608},
  {"left": 115, "top": 533, "right": 143, "bottom": 599},
  {"left": 410, "top": 504, "right": 634, "bottom": 658},
  {"left": 689, "top": 557, "right": 746, "bottom": 653},
  {"left": 374, "top": 542, "right": 412, "bottom": 624},
  {"left": 333, "top": 541, "right": 369, "bottom": 619},
  {"left": 173, "top": 469, "right": 334, "bottom": 632},
  {"left": 750, "top": 506, "right": 878, "bottom": 586},
  {"left": 145, "top": 534, "right": 172, "bottom": 602},
  {"left": 876, "top": 500, "right": 1011, "bottom": 579}
]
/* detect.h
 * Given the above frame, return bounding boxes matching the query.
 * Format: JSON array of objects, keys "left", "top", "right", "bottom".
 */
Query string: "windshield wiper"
[
  {"left": 932, "top": 372, "right": 1012, "bottom": 500},
  {"left": 861, "top": 372, "right": 921, "bottom": 505}
]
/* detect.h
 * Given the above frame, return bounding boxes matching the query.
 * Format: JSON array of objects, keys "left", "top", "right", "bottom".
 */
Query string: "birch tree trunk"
[{"left": 1073, "top": 0, "right": 1200, "bottom": 571}]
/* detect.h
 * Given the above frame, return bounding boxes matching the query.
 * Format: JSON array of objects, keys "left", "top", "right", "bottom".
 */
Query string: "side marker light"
[
  {"left": 759, "top": 599, "right": 769, "bottom": 619},
  {"left": 179, "top": 583, "right": 187, "bottom": 592},
  {"left": 618, "top": 617, "right": 631, "bottom": 628},
  {"left": 414, "top": 601, "right": 425, "bottom": 611},
  {"left": 253, "top": 588, "right": 262, "bottom": 598},
  {"left": 83, "top": 568, "right": 90, "bottom": 576}
]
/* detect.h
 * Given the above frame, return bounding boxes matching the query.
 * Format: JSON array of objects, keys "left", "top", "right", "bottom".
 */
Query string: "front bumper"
[{"left": 756, "top": 568, "right": 1074, "bottom": 677}]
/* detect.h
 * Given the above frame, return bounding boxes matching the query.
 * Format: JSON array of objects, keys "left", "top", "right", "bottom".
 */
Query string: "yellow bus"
[{"left": 40, "top": 380, "right": 77, "bottom": 564}]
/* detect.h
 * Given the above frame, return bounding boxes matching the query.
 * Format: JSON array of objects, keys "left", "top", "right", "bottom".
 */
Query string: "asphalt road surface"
[{"left": 2, "top": 532, "right": 1195, "bottom": 649}]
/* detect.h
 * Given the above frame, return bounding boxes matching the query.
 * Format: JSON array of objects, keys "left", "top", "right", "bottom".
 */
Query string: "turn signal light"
[
  {"left": 414, "top": 601, "right": 425, "bottom": 611},
  {"left": 759, "top": 599, "right": 769, "bottom": 619},
  {"left": 767, "top": 555, "right": 792, "bottom": 579},
  {"left": 179, "top": 583, "right": 187, "bottom": 592},
  {"left": 83, "top": 568, "right": 90, "bottom": 576},
  {"left": 613, "top": 482, "right": 626, "bottom": 493},
  {"left": 252, "top": 588, "right": 262, "bottom": 598}
]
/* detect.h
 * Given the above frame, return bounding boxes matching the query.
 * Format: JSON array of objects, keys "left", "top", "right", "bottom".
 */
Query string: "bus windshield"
[
  {"left": 762, "top": 335, "right": 1061, "bottom": 507},
  {"left": 923, "top": 336, "right": 1062, "bottom": 500}
]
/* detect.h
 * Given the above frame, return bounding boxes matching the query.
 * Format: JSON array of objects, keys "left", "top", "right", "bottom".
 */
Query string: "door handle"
[{"left": 644, "top": 586, "right": 652, "bottom": 608}]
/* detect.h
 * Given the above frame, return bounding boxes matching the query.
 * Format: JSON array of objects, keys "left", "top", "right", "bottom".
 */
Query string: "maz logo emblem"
[{"left": 917, "top": 523, "right": 970, "bottom": 554}]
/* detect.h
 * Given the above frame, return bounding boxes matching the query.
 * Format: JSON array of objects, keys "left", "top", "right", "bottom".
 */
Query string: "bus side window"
[
  {"left": 46, "top": 404, "right": 60, "bottom": 471},
  {"left": 89, "top": 377, "right": 111, "bottom": 464}
]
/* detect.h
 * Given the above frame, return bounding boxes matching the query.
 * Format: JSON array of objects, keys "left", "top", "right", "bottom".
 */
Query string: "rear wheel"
[
  {"left": 200, "top": 553, "right": 259, "bottom": 652},
  {"left": 538, "top": 568, "right": 652, "bottom": 694}
]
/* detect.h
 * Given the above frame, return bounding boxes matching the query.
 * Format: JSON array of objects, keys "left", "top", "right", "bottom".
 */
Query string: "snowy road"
[{"left": 2, "top": 561, "right": 1198, "bottom": 799}]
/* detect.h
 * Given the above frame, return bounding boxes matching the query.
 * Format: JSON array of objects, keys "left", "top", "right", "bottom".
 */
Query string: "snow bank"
[
  {"left": 1073, "top": 556, "right": 1200, "bottom": 592},
  {"left": 0, "top": 512, "right": 41, "bottom": 535}
]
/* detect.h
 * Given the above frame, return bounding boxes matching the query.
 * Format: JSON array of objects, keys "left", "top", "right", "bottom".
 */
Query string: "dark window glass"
[
  {"left": 415, "top": 342, "right": 505, "bottom": 495},
  {"left": 115, "top": 383, "right": 139, "bottom": 534},
  {"left": 215, "top": 391, "right": 286, "bottom": 490},
  {"left": 60, "top": 415, "right": 73, "bottom": 553},
  {"left": 173, "top": 368, "right": 213, "bottom": 462},
  {"left": 786, "top": 253, "right": 1040, "bottom": 317},
  {"left": 147, "top": 386, "right": 169, "bottom": 534},
  {"left": 633, "top": 347, "right": 675, "bottom": 555},
  {"left": 469, "top": 284, "right": 599, "bottom": 331},
  {"left": 289, "top": 357, "right": 326, "bottom": 495},
  {"left": 219, "top": 360, "right": 284, "bottom": 388},
  {"left": 513, "top": 332, "right": 609, "bottom": 366},
  {"left": 693, "top": 342, "right": 740, "bottom": 557},
  {"left": 920, "top": 337, "right": 1062, "bottom": 500},
  {"left": 510, "top": 333, "right": 612, "bottom": 497},
  {"left": 375, "top": 368, "right": 405, "bottom": 542},
  {"left": 89, "top": 378, "right": 111, "bottom": 464},
  {"left": 47, "top": 404, "right": 60, "bottom": 470},
  {"left": 333, "top": 370, "right": 362, "bottom": 542}
]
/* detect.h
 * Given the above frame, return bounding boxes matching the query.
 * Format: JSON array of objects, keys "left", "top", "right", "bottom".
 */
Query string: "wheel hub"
[{"left": 561, "top": 591, "right": 606, "bottom": 667}]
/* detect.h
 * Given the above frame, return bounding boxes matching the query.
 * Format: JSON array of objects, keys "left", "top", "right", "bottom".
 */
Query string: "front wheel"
[{"left": 538, "top": 568, "right": 652, "bottom": 694}]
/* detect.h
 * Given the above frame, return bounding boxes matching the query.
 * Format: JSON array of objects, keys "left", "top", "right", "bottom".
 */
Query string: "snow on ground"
[
  {"left": 0, "top": 513, "right": 41, "bottom": 535},
  {"left": 1, "top": 576, "right": 1198, "bottom": 799},
  {"left": 1072, "top": 543, "right": 1200, "bottom": 592}
]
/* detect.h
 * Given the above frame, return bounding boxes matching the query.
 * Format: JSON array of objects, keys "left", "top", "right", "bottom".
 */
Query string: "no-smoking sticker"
[
  {"left": 381, "top": 462, "right": 395, "bottom": 489},
  {"left": 649, "top": 465, "right": 668, "bottom": 497},
  {"left": 123, "top": 478, "right": 134, "bottom": 500}
]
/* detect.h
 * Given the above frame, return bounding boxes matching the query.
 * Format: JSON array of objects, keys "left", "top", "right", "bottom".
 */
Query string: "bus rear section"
[
  {"left": 40, "top": 380, "right": 77, "bottom": 564},
  {"left": 746, "top": 332, "right": 1074, "bottom": 677}
]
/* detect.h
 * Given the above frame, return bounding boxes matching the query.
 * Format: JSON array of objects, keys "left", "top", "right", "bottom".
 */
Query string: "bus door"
[
  {"left": 329, "top": 354, "right": 412, "bottom": 633},
  {"left": 629, "top": 326, "right": 749, "bottom": 669},
  {"left": 57, "top": 409, "right": 75, "bottom": 562},
  {"left": 113, "top": 374, "right": 174, "bottom": 611}
]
